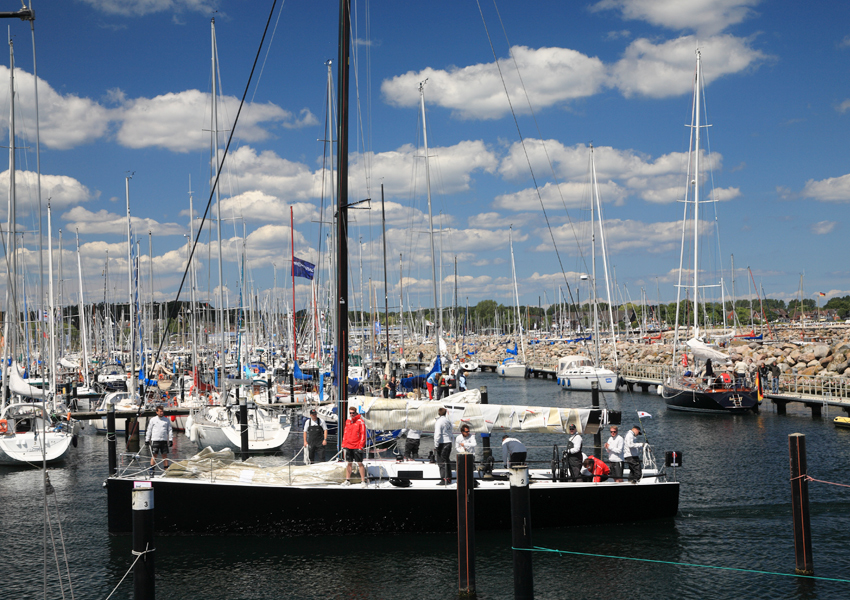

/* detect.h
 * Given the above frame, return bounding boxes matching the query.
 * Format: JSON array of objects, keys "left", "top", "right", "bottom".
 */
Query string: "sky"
[{"left": 2, "top": 0, "right": 850, "bottom": 318}]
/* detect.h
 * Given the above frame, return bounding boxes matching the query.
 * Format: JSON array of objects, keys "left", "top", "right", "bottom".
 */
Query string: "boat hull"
[
  {"left": 0, "top": 432, "right": 74, "bottom": 465},
  {"left": 106, "top": 469, "right": 679, "bottom": 535},
  {"left": 497, "top": 363, "right": 528, "bottom": 378},
  {"left": 662, "top": 384, "right": 759, "bottom": 413},
  {"left": 558, "top": 369, "right": 618, "bottom": 391}
]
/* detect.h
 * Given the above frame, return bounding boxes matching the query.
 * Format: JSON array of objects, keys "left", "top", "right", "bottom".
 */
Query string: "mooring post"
[
  {"left": 239, "top": 390, "right": 249, "bottom": 461},
  {"left": 509, "top": 465, "right": 533, "bottom": 600},
  {"left": 789, "top": 433, "right": 814, "bottom": 575},
  {"left": 457, "top": 452, "right": 476, "bottom": 597},
  {"left": 591, "top": 381, "right": 601, "bottom": 459},
  {"left": 132, "top": 486, "right": 155, "bottom": 600},
  {"left": 480, "top": 386, "right": 491, "bottom": 463},
  {"left": 180, "top": 372, "right": 185, "bottom": 403},
  {"left": 107, "top": 402, "right": 117, "bottom": 476}
]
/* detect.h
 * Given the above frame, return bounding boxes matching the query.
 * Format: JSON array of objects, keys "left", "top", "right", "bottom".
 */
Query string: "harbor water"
[{"left": 2, "top": 372, "right": 850, "bottom": 599}]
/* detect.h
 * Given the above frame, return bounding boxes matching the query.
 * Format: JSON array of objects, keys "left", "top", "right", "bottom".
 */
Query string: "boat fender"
[
  {"left": 72, "top": 435, "right": 78, "bottom": 448},
  {"left": 657, "top": 385, "right": 664, "bottom": 396},
  {"left": 389, "top": 477, "right": 411, "bottom": 488},
  {"left": 0, "top": 419, "right": 7, "bottom": 434},
  {"left": 189, "top": 424, "right": 200, "bottom": 443}
]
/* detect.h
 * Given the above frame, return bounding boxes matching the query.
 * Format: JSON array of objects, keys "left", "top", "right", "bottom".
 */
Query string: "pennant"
[
  {"left": 637, "top": 411, "right": 652, "bottom": 419},
  {"left": 292, "top": 257, "right": 315, "bottom": 280}
]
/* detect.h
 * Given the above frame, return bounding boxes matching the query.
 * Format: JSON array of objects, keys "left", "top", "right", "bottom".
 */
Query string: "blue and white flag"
[{"left": 292, "top": 256, "right": 315, "bottom": 280}]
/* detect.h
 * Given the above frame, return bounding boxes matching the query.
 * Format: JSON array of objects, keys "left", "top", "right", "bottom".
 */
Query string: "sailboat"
[
  {"left": 105, "top": 0, "right": 679, "bottom": 535},
  {"left": 497, "top": 227, "right": 529, "bottom": 378},
  {"left": 661, "top": 51, "right": 759, "bottom": 413},
  {"left": 557, "top": 146, "right": 618, "bottom": 391},
  {"left": 0, "top": 37, "right": 75, "bottom": 465}
]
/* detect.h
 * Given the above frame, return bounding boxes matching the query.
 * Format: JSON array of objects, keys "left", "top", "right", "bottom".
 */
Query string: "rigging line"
[
  {"left": 249, "top": 0, "right": 287, "bottom": 105},
  {"left": 475, "top": 0, "right": 578, "bottom": 308},
  {"left": 490, "top": 0, "right": 588, "bottom": 277},
  {"left": 517, "top": 546, "right": 850, "bottom": 584},
  {"left": 148, "top": 0, "right": 279, "bottom": 376},
  {"left": 349, "top": 0, "right": 372, "bottom": 199}
]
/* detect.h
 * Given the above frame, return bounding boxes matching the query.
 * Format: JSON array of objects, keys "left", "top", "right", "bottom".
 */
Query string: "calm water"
[{"left": 2, "top": 372, "right": 850, "bottom": 599}]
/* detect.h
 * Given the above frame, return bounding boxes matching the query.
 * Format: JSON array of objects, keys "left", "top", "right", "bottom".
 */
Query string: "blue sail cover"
[
  {"left": 427, "top": 356, "right": 442, "bottom": 377},
  {"left": 400, "top": 375, "right": 427, "bottom": 391},
  {"left": 293, "top": 360, "right": 313, "bottom": 380},
  {"left": 506, "top": 342, "right": 518, "bottom": 356}
]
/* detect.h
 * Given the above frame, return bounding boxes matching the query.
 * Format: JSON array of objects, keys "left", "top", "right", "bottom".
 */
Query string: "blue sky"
[{"left": 2, "top": 0, "right": 850, "bottom": 317}]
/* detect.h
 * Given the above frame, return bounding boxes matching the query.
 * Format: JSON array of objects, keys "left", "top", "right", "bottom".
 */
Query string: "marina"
[
  {"left": 4, "top": 373, "right": 850, "bottom": 599},
  {"left": 2, "top": 2, "right": 850, "bottom": 599}
]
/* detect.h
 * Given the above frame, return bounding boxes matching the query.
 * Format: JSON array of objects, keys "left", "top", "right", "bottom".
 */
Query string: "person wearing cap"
[
  {"left": 604, "top": 426, "right": 625, "bottom": 482},
  {"left": 566, "top": 424, "right": 583, "bottom": 482},
  {"left": 624, "top": 425, "right": 645, "bottom": 483},
  {"left": 303, "top": 408, "right": 328, "bottom": 463}
]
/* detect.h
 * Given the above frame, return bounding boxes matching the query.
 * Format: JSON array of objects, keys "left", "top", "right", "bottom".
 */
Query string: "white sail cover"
[
  {"left": 350, "top": 396, "right": 598, "bottom": 434},
  {"left": 686, "top": 338, "right": 728, "bottom": 361},
  {"left": 59, "top": 357, "right": 80, "bottom": 369},
  {"left": 8, "top": 361, "right": 45, "bottom": 399}
]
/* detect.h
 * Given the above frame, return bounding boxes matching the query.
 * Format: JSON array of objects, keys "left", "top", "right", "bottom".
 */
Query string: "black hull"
[
  {"left": 106, "top": 476, "right": 679, "bottom": 535},
  {"left": 663, "top": 385, "right": 759, "bottom": 413}
]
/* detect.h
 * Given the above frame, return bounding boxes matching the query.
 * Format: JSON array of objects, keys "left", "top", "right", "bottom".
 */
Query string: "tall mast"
[
  {"left": 336, "top": 0, "right": 351, "bottom": 436},
  {"left": 125, "top": 175, "right": 135, "bottom": 398},
  {"left": 46, "top": 203, "right": 56, "bottom": 397},
  {"left": 419, "top": 81, "right": 441, "bottom": 354},
  {"left": 75, "top": 230, "right": 89, "bottom": 388},
  {"left": 692, "top": 50, "right": 702, "bottom": 339},
  {"left": 380, "top": 185, "right": 391, "bottom": 371},
  {"left": 211, "top": 18, "right": 227, "bottom": 398}
]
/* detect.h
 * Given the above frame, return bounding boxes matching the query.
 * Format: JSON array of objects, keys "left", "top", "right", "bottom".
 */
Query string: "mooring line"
[{"left": 513, "top": 546, "right": 850, "bottom": 583}]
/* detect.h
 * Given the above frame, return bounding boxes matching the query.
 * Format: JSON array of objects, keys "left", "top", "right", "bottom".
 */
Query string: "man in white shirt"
[
  {"left": 434, "top": 407, "right": 453, "bottom": 485},
  {"left": 400, "top": 428, "right": 421, "bottom": 460},
  {"left": 566, "top": 424, "right": 583, "bottom": 481},
  {"left": 604, "top": 426, "right": 625, "bottom": 482},
  {"left": 455, "top": 423, "right": 476, "bottom": 454},
  {"left": 624, "top": 425, "right": 645, "bottom": 483},
  {"left": 145, "top": 405, "right": 173, "bottom": 474}
]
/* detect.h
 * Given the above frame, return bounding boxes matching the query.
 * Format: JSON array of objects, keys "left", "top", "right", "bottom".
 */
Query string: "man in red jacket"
[
  {"left": 342, "top": 407, "right": 368, "bottom": 487},
  {"left": 582, "top": 456, "right": 610, "bottom": 483}
]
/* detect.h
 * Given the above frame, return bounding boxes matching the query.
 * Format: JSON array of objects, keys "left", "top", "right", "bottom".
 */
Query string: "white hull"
[
  {"left": 189, "top": 406, "right": 291, "bottom": 452},
  {"left": 0, "top": 432, "right": 73, "bottom": 465},
  {"left": 558, "top": 367, "right": 618, "bottom": 391},
  {"left": 497, "top": 363, "right": 528, "bottom": 378}
]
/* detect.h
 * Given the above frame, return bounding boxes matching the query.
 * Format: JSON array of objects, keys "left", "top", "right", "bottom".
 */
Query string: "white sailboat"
[
  {"left": 557, "top": 145, "right": 618, "bottom": 391},
  {"left": 498, "top": 227, "right": 528, "bottom": 378}
]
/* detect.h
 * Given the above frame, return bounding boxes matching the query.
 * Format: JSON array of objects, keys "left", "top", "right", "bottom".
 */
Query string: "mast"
[
  {"left": 419, "top": 81, "right": 442, "bottom": 356},
  {"left": 211, "top": 18, "right": 227, "bottom": 398},
  {"left": 75, "top": 230, "right": 89, "bottom": 388},
  {"left": 336, "top": 0, "right": 351, "bottom": 439},
  {"left": 399, "top": 253, "right": 404, "bottom": 360},
  {"left": 380, "top": 185, "right": 390, "bottom": 371},
  {"left": 509, "top": 226, "right": 526, "bottom": 363},
  {"left": 692, "top": 50, "right": 702, "bottom": 340},
  {"left": 125, "top": 175, "right": 135, "bottom": 398},
  {"left": 46, "top": 203, "right": 56, "bottom": 398}
]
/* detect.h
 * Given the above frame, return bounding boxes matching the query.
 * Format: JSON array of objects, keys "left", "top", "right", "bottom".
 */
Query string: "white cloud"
[
  {"left": 610, "top": 34, "right": 767, "bottom": 98},
  {"left": 214, "top": 190, "right": 319, "bottom": 225},
  {"left": 80, "top": 0, "right": 220, "bottom": 17},
  {"left": 533, "top": 218, "right": 712, "bottom": 256},
  {"left": 592, "top": 0, "right": 761, "bottom": 37},
  {"left": 837, "top": 100, "right": 850, "bottom": 114},
  {"left": 810, "top": 221, "right": 837, "bottom": 235},
  {"left": 0, "top": 67, "right": 111, "bottom": 150},
  {"left": 61, "top": 206, "right": 186, "bottom": 236},
  {"left": 799, "top": 173, "right": 850, "bottom": 203},
  {"left": 381, "top": 46, "right": 607, "bottom": 120},
  {"left": 0, "top": 169, "right": 95, "bottom": 220},
  {"left": 467, "top": 212, "right": 535, "bottom": 229},
  {"left": 114, "top": 91, "right": 315, "bottom": 152}
]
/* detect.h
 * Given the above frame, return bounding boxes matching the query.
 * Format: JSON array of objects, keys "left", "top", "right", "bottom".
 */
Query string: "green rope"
[{"left": 513, "top": 546, "right": 850, "bottom": 584}]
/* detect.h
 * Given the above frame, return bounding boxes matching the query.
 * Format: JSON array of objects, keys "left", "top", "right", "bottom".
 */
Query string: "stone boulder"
[{"left": 813, "top": 345, "right": 830, "bottom": 359}]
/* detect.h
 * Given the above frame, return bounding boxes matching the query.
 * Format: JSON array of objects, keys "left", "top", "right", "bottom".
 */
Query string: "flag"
[
  {"left": 818, "top": 292, "right": 826, "bottom": 297},
  {"left": 637, "top": 411, "right": 652, "bottom": 418},
  {"left": 292, "top": 256, "right": 315, "bottom": 280}
]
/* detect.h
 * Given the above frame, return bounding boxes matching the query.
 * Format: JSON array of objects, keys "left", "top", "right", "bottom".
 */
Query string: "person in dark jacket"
[{"left": 303, "top": 409, "right": 328, "bottom": 463}]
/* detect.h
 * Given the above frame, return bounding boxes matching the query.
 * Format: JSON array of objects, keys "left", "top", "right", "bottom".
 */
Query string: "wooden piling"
[
  {"left": 509, "top": 465, "right": 533, "bottom": 600},
  {"left": 788, "top": 433, "right": 814, "bottom": 576},
  {"left": 457, "top": 452, "right": 476, "bottom": 597},
  {"left": 132, "top": 486, "right": 156, "bottom": 600}
]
